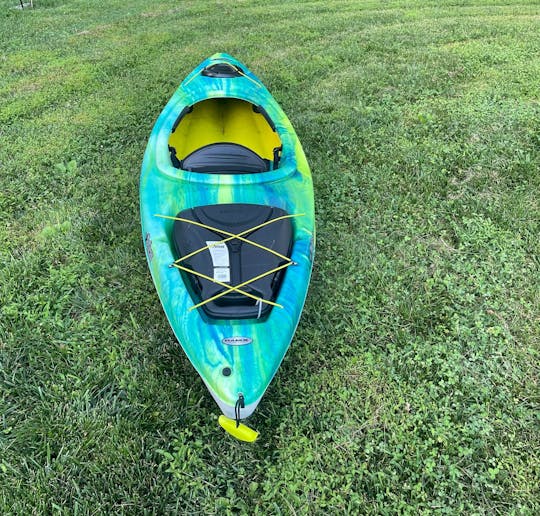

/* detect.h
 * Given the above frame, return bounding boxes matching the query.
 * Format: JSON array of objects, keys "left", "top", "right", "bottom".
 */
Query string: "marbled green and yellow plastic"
[{"left": 140, "top": 54, "right": 315, "bottom": 420}]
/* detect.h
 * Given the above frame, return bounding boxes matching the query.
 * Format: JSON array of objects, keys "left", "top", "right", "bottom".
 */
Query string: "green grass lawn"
[{"left": 1, "top": 0, "right": 539, "bottom": 513}]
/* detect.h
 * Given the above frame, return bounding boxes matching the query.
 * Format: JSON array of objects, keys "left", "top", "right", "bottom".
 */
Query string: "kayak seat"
[
  {"left": 168, "top": 98, "right": 282, "bottom": 172},
  {"left": 173, "top": 203, "right": 293, "bottom": 320},
  {"left": 179, "top": 143, "right": 270, "bottom": 174}
]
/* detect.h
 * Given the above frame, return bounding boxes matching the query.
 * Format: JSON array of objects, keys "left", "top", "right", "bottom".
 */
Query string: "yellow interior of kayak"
[{"left": 169, "top": 98, "right": 281, "bottom": 161}]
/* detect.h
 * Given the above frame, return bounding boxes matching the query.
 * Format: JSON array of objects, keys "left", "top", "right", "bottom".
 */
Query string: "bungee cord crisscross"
[{"left": 154, "top": 212, "right": 304, "bottom": 312}]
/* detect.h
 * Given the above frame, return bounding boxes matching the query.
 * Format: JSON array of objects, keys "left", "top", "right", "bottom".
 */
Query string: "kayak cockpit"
[{"left": 168, "top": 98, "right": 282, "bottom": 173}]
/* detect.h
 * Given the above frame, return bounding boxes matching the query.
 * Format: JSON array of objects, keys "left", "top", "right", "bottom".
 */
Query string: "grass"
[{"left": 1, "top": 0, "right": 539, "bottom": 513}]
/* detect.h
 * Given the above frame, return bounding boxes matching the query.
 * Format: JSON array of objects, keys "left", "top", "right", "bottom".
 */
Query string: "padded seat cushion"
[
  {"left": 173, "top": 203, "right": 293, "bottom": 319},
  {"left": 180, "top": 143, "right": 270, "bottom": 174}
]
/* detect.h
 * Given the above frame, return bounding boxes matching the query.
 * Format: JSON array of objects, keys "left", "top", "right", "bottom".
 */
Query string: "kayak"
[{"left": 139, "top": 53, "right": 315, "bottom": 441}]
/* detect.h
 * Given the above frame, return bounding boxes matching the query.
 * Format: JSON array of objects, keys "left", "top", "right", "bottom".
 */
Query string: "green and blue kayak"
[{"left": 140, "top": 54, "right": 314, "bottom": 441}]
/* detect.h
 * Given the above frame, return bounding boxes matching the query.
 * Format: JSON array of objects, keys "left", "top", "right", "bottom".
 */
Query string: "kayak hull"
[{"left": 140, "top": 54, "right": 315, "bottom": 420}]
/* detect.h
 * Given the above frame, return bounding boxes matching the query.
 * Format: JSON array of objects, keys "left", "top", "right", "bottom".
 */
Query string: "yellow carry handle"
[{"left": 218, "top": 415, "right": 259, "bottom": 443}]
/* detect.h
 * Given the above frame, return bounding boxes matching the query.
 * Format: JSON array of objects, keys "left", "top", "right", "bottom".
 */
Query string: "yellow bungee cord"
[{"left": 154, "top": 213, "right": 304, "bottom": 311}]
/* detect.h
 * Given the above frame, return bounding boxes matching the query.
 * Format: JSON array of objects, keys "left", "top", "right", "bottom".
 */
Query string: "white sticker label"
[
  {"left": 206, "top": 241, "right": 230, "bottom": 267},
  {"left": 213, "top": 267, "right": 230, "bottom": 283}
]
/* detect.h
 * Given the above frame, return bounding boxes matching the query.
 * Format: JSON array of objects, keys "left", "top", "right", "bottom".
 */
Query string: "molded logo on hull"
[{"left": 222, "top": 336, "right": 252, "bottom": 346}]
